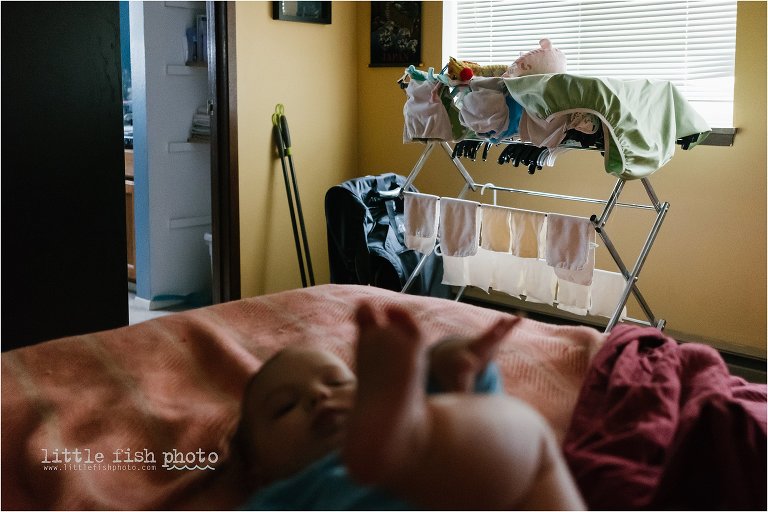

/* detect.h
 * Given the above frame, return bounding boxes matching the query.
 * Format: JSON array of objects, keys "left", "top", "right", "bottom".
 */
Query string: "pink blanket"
[
  {"left": 2, "top": 284, "right": 605, "bottom": 510},
  {"left": 563, "top": 324, "right": 767, "bottom": 510}
]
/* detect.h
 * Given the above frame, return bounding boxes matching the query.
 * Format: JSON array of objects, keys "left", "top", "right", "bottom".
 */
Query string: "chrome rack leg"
[
  {"left": 593, "top": 225, "right": 658, "bottom": 326},
  {"left": 590, "top": 177, "right": 668, "bottom": 331},
  {"left": 603, "top": 201, "right": 670, "bottom": 331},
  {"left": 641, "top": 177, "right": 662, "bottom": 211},
  {"left": 593, "top": 178, "right": 625, "bottom": 229},
  {"left": 399, "top": 141, "right": 437, "bottom": 196}
]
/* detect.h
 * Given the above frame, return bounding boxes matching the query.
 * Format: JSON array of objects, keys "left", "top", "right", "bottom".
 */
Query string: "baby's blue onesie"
[{"left": 242, "top": 362, "right": 503, "bottom": 510}]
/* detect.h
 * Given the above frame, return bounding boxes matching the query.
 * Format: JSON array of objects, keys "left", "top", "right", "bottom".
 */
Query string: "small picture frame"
[
  {"left": 272, "top": 1, "right": 331, "bottom": 24},
  {"left": 370, "top": 1, "right": 421, "bottom": 67}
]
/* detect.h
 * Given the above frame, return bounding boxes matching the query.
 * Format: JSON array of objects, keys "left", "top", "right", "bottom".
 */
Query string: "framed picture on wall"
[
  {"left": 272, "top": 1, "right": 331, "bottom": 24},
  {"left": 370, "top": 1, "right": 421, "bottom": 67}
]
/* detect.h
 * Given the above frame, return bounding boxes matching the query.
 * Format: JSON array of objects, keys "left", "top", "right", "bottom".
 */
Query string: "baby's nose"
[{"left": 305, "top": 385, "right": 332, "bottom": 410}]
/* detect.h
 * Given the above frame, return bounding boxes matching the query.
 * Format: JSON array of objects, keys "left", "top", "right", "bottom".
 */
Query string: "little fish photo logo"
[
  {"left": 41, "top": 447, "right": 218, "bottom": 472},
  {"left": 162, "top": 448, "right": 219, "bottom": 471}
]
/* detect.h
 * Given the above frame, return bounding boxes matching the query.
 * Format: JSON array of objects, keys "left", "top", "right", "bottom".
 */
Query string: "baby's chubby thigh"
[{"left": 422, "top": 393, "right": 555, "bottom": 509}]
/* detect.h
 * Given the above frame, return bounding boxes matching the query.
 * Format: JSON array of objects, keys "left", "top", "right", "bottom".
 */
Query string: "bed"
[{"left": 2, "top": 284, "right": 765, "bottom": 510}]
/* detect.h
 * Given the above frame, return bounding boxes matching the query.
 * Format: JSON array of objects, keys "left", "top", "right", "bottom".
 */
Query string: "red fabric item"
[{"left": 563, "top": 324, "right": 767, "bottom": 510}]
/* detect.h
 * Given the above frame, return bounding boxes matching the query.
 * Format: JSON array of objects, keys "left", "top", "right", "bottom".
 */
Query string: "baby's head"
[{"left": 238, "top": 346, "right": 357, "bottom": 485}]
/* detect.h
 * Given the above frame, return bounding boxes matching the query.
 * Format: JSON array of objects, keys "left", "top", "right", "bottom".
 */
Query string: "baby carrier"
[{"left": 325, "top": 173, "right": 450, "bottom": 298}]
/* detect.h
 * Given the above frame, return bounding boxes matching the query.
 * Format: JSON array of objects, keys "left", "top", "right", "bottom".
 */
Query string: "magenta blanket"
[{"left": 563, "top": 324, "right": 767, "bottom": 510}]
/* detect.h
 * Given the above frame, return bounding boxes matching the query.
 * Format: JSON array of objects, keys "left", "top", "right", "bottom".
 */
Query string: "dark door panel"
[{"left": 2, "top": 1, "right": 128, "bottom": 350}]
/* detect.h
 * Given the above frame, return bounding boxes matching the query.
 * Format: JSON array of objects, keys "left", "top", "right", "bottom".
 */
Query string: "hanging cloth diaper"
[
  {"left": 545, "top": 214, "right": 593, "bottom": 269},
  {"left": 457, "top": 77, "right": 523, "bottom": 143},
  {"left": 480, "top": 205, "right": 513, "bottom": 253},
  {"left": 510, "top": 209, "right": 546, "bottom": 259},
  {"left": 404, "top": 192, "right": 440, "bottom": 254},
  {"left": 439, "top": 247, "right": 496, "bottom": 292},
  {"left": 465, "top": 247, "right": 497, "bottom": 293},
  {"left": 555, "top": 278, "right": 591, "bottom": 316},
  {"left": 403, "top": 79, "right": 454, "bottom": 142},
  {"left": 491, "top": 253, "right": 527, "bottom": 299},
  {"left": 554, "top": 243, "right": 596, "bottom": 286},
  {"left": 523, "top": 258, "right": 557, "bottom": 305},
  {"left": 439, "top": 198, "right": 480, "bottom": 257},
  {"left": 589, "top": 269, "right": 628, "bottom": 320},
  {"left": 440, "top": 253, "right": 468, "bottom": 288}
]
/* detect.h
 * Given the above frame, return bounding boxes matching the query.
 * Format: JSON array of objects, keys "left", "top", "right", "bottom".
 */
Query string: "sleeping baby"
[{"left": 235, "top": 303, "right": 585, "bottom": 510}]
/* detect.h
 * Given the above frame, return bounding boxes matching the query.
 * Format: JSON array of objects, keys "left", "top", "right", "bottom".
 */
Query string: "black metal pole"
[
  {"left": 279, "top": 114, "right": 315, "bottom": 286},
  {"left": 273, "top": 120, "right": 307, "bottom": 288}
]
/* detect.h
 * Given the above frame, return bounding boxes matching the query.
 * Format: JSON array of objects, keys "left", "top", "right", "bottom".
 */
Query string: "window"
[{"left": 443, "top": 1, "right": 737, "bottom": 127}]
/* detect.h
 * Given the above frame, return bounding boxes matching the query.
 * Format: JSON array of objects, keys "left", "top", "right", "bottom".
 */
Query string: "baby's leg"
[
  {"left": 344, "top": 303, "right": 431, "bottom": 485},
  {"left": 345, "top": 304, "right": 585, "bottom": 510}
]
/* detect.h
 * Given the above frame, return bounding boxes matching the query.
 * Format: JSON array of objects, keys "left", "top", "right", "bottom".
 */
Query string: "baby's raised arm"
[{"left": 344, "top": 304, "right": 585, "bottom": 510}]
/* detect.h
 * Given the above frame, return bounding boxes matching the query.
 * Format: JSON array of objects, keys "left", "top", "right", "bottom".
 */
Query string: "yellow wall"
[
  {"left": 235, "top": 1, "right": 358, "bottom": 296},
  {"left": 238, "top": 2, "right": 766, "bottom": 356}
]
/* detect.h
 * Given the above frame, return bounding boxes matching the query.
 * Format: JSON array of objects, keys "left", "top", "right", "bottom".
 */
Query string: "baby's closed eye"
[{"left": 268, "top": 392, "right": 298, "bottom": 419}]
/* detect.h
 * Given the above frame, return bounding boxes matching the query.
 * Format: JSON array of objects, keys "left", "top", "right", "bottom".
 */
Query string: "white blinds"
[{"left": 445, "top": 0, "right": 736, "bottom": 126}]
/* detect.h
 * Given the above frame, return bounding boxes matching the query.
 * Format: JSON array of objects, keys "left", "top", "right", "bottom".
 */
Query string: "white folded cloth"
[
  {"left": 440, "top": 248, "right": 497, "bottom": 293},
  {"left": 523, "top": 258, "right": 557, "bottom": 305},
  {"left": 439, "top": 198, "right": 480, "bottom": 257},
  {"left": 556, "top": 278, "right": 591, "bottom": 316},
  {"left": 491, "top": 253, "right": 527, "bottom": 299},
  {"left": 404, "top": 192, "right": 440, "bottom": 254},
  {"left": 440, "top": 253, "right": 468, "bottom": 287},
  {"left": 466, "top": 247, "right": 497, "bottom": 293},
  {"left": 589, "top": 269, "right": 629, "bottom": 320}
]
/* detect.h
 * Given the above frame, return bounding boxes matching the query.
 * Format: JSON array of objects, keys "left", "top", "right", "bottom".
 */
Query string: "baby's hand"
[{"left": 428, "top": 316, "right": 520, "bottom": 393}]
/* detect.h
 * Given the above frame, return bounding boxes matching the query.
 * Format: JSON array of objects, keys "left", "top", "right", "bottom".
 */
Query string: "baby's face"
[{"left": 241, "top": 347, "right": 357, "bottom": 483}]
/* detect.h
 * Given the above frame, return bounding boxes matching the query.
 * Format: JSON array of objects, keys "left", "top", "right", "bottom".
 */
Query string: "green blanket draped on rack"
[{"left": 503, "top": 74, "right": 711, "bottom": 179}]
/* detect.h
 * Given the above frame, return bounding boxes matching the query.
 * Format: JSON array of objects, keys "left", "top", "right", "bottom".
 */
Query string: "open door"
[{"left": 1, "top": 2, "right": 128, "bottom": 350}]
